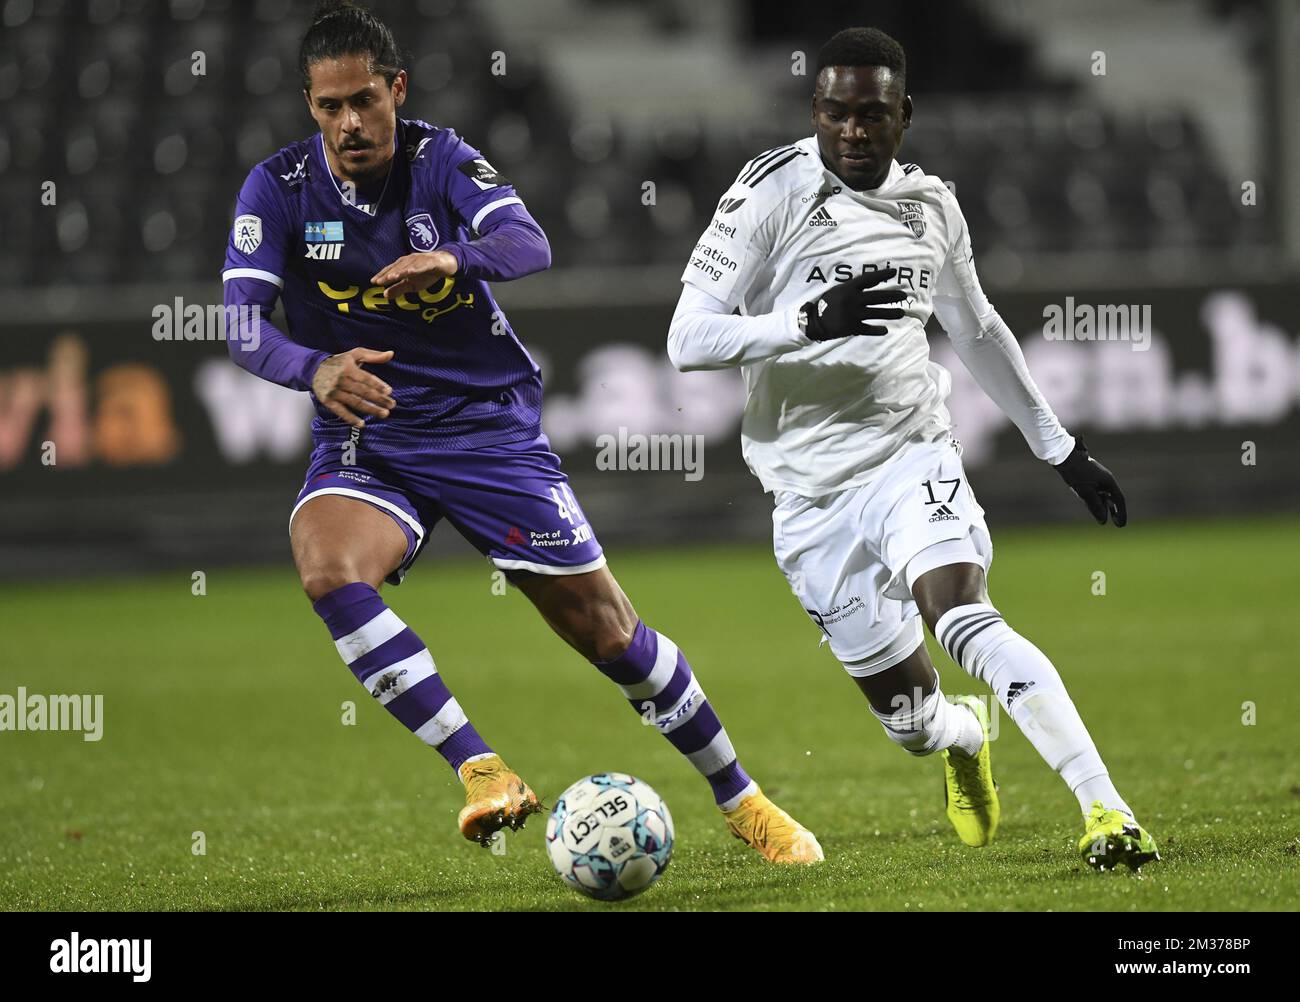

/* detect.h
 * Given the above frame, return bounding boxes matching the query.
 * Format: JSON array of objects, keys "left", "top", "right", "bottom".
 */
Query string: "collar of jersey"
[
  {"left": 316, "top": 132, "right": 396, "bottom": 216},
  {"left": 800, "top": 137, "right": 905, "bottom": 198}
]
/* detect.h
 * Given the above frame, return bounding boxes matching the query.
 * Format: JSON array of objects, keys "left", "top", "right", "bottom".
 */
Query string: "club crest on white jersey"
[{"left": 900, "top": 201, "right": 926, "bottom": 238}]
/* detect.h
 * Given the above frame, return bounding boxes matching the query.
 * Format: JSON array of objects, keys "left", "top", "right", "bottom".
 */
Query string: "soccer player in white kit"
[{"left": 668, "top": 27, "right": 1159, "bottom": 870}]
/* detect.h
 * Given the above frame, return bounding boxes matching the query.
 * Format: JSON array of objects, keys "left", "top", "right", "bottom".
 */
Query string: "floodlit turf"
[{"left": 2, "top": 515, "right": 1297, "bottom": 911}]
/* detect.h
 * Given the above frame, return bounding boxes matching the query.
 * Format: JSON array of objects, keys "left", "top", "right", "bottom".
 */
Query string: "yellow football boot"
[
  {"left": 722, "top": 790, "right": 824, "bottom": 863},
  {"left": 1079, "top": 802, "right": 1160, "bottom": 871},
  {"left": 456, "top": 754, "right": 542, "bottom": 847},
  {"left": 941, "top": 695, "right": 1000, "bottom": 847}
]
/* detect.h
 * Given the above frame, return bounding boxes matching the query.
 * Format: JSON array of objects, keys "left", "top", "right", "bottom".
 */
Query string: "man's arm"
[
  {"left": 222, "top": 276, "right": 328, "bottom": 391},
  {"left": 440, "top": 211, "right": 551, "bottom": 283},
  {"left": 221, "top": 166, "right": 330, "bottom": 391},
  {"left": 932, "top": 185, "right": 1074, "bottom": 464},
  {"left": 668, "top": 268, "right": 906, "bottom": 371},
  {"left": 372, "top": 210, "right": 550, "bottom": 297},
  {"left": 222, "top": 166, "right": 395, "bottom": 427},
  {"left": 934, "top": 185, "right": 1125, "bottom": 525},
  {"left": 667, "top": 285, "right": 808, "bottom": 371},
  {"left": 373, "top": 132, "right": 551, "bottom": 296},
  {"left": 670, "top": 160, "right": 793, "bottom": 368},
  {"left": 436, "top": 134, "right": 551, "bottom": 282},
  {"left": 223, "top": 275, "right": 395, "bottom": 429},
  {"left": 933, "top": 294, "right": 1075, "bottom": 464}
]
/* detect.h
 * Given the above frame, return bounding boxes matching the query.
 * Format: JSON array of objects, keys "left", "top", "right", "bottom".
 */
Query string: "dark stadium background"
[{"left": 1, "top": 0, "right": 1296, "bottom": 576}]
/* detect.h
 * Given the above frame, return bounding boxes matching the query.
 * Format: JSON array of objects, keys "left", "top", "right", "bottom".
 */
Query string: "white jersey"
[{"left": 679, "top": 137, "right": 991, "bottom": 496}]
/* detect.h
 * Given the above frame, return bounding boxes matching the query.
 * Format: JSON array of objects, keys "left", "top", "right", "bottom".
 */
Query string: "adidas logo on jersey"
[
  {"left": 928, "top": 504, "right": 960, "bottom": 522},
  {"left": 809, "top": 206, "right": 838, "bottom": 228}
]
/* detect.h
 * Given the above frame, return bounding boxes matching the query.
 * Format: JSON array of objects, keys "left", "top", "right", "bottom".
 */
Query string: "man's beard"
[{"left": 336, "top": 143, "right": 392, "bottom": 185}]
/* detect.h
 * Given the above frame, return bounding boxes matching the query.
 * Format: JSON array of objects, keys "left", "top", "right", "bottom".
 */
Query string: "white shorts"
[{"left": 771, "top": 437, "right": 993, "bottom": 671}]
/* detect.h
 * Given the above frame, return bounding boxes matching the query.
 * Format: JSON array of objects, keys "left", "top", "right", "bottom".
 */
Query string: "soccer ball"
[{"left": 545, "top": 773, "right": 674, "bottom": 901}]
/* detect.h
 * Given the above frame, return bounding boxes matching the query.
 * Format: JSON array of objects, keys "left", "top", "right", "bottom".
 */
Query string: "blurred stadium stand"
[
  {"left": 0, "top": 0, "right": 1297, "bottom": 579},
  {"left": 0, "top": 0, "right": 1285, "bottom": 288}
]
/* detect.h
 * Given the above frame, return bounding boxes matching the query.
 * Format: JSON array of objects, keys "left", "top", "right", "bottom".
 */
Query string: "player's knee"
[
  {"left": 299, "top": 562, "right": 367, "bottom": 603},
  {"left": 915, "top": 582, "right": 986, "bottom": 635},
  {"left": 841, "top": 620, "right": 927, "bottom": 690},
  {"left": 568, "top": 592, "right": 639, "bottom": 662},
  {"left": 907, "top": 551, "right": 988, "bottom": 632},
  {"left": 584, "top": 607, "right": 637, "bottom": 662}
]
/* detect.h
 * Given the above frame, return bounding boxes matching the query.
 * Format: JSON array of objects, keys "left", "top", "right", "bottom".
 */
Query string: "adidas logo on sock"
[
  {"left": 1006, "top": 680, "right": 1036, "bottom": 707},
  {"left": 809, "top": 206, "right": 837, "bottom": 227},
  {"left": 928, "top": 504, "right": 960, "bottom": 522}
]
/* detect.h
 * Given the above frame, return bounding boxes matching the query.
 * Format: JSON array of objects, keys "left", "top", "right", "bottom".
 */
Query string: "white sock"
[
  {"left": 948, "top": 702, "right": 987, "bottom": 759},
  {"left": 935, "top": 603, "right": 1132, "bottom": 817},
  {"left": 869, "top": 675, "right": 985, "bottom": 758}
]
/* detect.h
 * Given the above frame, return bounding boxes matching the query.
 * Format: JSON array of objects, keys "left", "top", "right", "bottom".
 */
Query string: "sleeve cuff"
[
  {"left": 788, "top": 306, "right": 813, "bottom": 348},
  {"left": 1043, "top": 434, "right": 1077, "bottom": 466},
  {"left": 441, "top": 243, "right": 467, "bottom": 275}
]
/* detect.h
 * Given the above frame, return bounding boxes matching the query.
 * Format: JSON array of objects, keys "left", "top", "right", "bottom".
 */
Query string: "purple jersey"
[{"left": 222, "top": 118, "right": 548, "bottom": 451}]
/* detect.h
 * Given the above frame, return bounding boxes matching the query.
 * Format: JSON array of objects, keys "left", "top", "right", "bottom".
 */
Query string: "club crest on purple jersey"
[{"left": 406, "top": 213, "right": 440, "bottom": 251}]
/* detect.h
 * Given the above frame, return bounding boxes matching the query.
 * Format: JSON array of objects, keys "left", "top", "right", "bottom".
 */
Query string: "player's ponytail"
[{"left": 299, "top": 0, "right": 404, "bottom": 90}]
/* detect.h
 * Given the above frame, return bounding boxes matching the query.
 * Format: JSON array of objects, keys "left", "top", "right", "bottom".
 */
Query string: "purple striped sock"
[
  {"left": 313, "top": 583, "right": 493, "bottom": 774},
  {"left": 593, "top": 621, "right": 755, "bottom": 808}
]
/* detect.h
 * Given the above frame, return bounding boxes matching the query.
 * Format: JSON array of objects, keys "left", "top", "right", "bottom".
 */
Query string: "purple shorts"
[{"left": 290, "top": 433, "right": 605, "bottom": 584}]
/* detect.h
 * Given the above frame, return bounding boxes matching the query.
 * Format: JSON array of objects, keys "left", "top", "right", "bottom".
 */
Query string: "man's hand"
[
  {"left": 1054, "top": 437, "right": 1127, "bottom": 527},
  {"left": 371, "top": 250, "right": 459, "bottom": 300},
  {"left": 800, "top": 267, "right": 906, "bottom": 341},
  {"left": 311, "top": 347, "right": 397, "bottom": 429}
]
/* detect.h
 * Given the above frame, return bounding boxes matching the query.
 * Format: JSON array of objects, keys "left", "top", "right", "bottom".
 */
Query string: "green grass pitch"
[{"left": 2, "top": 515, "right": 1296, "bottom": 911}]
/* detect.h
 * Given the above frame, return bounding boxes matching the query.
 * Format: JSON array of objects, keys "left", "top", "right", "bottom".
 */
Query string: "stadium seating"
[{"left": 0, "top": 0, "right": 1272, "bottom": 287}]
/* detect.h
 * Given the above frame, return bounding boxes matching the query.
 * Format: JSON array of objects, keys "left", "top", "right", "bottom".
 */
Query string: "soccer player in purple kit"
[{"left": 221, "top": 1, "right": 821, "bottom": 863}]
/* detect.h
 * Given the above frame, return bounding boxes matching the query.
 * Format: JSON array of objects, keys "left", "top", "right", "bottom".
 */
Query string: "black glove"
[
  {"left": 1053, "top": 436, "right": 1127, "bottom": 527},
  {"left": 800, "top": 267, "right": 906, "bottom": 341}
]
